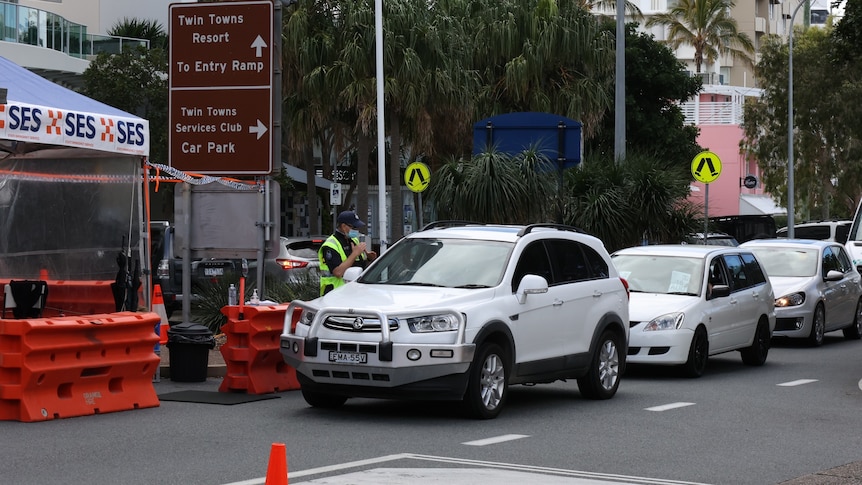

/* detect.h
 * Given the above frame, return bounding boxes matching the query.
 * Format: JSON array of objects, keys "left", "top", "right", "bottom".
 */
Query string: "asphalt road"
[{"left": 3, "top": 331, "right": 862, "bottom": 485}]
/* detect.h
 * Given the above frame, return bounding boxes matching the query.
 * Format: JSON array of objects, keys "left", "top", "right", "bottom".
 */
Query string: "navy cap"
[{"left": 336, "top": 211, "right": 365, "bottom": 228}]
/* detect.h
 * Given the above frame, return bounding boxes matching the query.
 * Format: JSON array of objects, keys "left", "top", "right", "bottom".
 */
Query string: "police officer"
[{"left": 318, "top": 211, "right": 377, "bottom": 295}]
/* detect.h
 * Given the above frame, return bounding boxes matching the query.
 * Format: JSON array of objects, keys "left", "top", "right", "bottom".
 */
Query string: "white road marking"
[
  {"left": 644, "top": 402, "right": 695, "bottom": 412},
  {"left": 777, "top": 379, "right": 818, "bottom": 387},
  {"left": 462, "top": 434, "right": 530, "bottom": 446},
  {"left": 222, "top": 453, "right": 711, "bottom": 485}
]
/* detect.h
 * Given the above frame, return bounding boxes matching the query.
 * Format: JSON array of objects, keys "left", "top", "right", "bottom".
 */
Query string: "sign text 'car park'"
[{"left": 169, "top": 1, "right": 273, "bottom": 175}]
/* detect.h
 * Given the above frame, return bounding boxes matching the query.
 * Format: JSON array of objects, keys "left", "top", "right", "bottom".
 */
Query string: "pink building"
[{"left": 683, "top": 86, "right": 786, "bottom": 218}]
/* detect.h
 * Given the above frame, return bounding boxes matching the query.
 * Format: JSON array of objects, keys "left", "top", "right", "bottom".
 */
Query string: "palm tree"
[
  {"left": 427, "top": 148, "right": 557, "bottom": 224},
  {"left": 329, "top": 0, "right": 378, "bottom": 227},
  {"left": 466, "top": 0, "right": 616, "bottom": 139},
  {"left": 109, "top": 17, "right": 167, "bottom": 50},
  {"left": 577, "top": 0, "right": 643, "bottom": 19},
  {"left": 645, "top": 0, "right": 754, "bottom": 74},
  {"left": 565, "top": 153, "right": 700, "bottom": 251},
  {"left": 283, "top": 0, "right": 344, "bottom": 234}
]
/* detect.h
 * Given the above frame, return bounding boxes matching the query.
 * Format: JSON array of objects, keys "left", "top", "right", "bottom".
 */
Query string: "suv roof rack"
[
  {"left": 517, "top": 223, "right": 587, "bottom": 236},
  {"left": 421, "top": 220, "right": 484, "bottom": 231}
]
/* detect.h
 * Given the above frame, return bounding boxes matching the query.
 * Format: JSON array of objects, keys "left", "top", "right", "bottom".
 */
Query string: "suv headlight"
[
  {"left": 644, "top": 312, "right": 684, "bottom": 331},
  {"left": 407, "top": 314, "right": 460, "bottom": 333},
  {"left": 298, "top": 309, "right": 316, "bottom": 325},
  {"left": 776, "top": 292, "right": 805, "bottom": 307}
]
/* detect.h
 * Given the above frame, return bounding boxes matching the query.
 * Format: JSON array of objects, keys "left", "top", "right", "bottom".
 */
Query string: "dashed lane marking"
[
  {"left": 462, "top": 434, "right": 530, "bottom": 446},
  {"left": 644, "top": 402, "right": 696, "bottom": 412},
  {"left": 777, "top": 379, "right": 818, "bottom": 387}
]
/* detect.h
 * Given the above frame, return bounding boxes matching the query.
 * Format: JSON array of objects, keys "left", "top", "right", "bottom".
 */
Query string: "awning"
[
  {"left": 739, "top": 194, "right": 786, "bottom": 216},
  {"left": 281, "top": 162, "right": 332, "bottom": 190}
]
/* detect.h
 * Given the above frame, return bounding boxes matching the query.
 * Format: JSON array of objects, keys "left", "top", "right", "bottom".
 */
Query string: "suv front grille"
[{"left": 323, "top": 316, "right": 400, "bottom": 332}]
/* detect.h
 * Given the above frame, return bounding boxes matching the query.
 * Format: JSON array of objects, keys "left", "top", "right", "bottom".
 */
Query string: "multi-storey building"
[
  {"left": 598, "top": 0, "right": 840, "bottom": 217},
  {"left": 0, "top": 0, "right": 192, "bottom": 86}
]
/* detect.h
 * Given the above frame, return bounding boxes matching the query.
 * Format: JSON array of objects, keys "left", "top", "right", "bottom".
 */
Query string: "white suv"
[
  {"left": 777, "top": 220, "right": 852, "bottom": 243},
  {"left": 280, "top": 223, "right": 630, "bottom": 419}
]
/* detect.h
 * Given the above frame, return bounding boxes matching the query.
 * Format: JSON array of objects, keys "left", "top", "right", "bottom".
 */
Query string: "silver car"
[
  {"left": 264, "top": 236, "right": 326, "bottom": 284},
  {"left": 740, "top": 239, "right": 862, "bottom": 346}
]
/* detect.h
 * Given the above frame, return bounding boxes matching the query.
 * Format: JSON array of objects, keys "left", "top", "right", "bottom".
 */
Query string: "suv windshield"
[{"left": 359, "top": 238, "right": 513, "bottom": 288}]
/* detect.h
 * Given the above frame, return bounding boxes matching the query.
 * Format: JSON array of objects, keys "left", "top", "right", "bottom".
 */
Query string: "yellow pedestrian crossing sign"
[
  {"left": 404, "top": 161, "right": 431, "bottom": 193},
  {"left": 691, "top": 151, "right": 722, "bottom": 184}
]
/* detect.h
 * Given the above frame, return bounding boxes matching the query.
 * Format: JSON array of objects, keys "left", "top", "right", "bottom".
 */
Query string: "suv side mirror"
[
  {"left": 516, "top": 274, "right": 549, "bottom": 303},
  {"left": 344, "top": 266, "right": 363, "bottom": 282}
]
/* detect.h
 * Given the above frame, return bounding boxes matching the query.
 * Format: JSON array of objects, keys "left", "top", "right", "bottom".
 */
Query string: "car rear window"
[
  {"left": 288, "top": 240, "right": 324, "bottom": 259},
  {"left": 789, "top": 225, "right": 831, "bottom": 240}
]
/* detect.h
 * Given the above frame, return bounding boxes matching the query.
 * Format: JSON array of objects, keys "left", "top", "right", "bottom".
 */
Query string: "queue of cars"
[{"left": 278, "top": 221, "right": 862, "bottom": 419}]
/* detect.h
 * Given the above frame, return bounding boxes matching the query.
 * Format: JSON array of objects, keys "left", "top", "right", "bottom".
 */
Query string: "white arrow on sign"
[
  {"left": 249, "top": 119, "right": 268, "bottom": 139},
  {"left": 250, "top": 35, "right": 267, "bottom": 57}
]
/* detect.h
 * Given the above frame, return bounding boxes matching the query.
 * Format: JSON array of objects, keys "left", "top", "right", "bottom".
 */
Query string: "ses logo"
[{"left": 4, "top": 104, "right": 146, "bottom": 147}]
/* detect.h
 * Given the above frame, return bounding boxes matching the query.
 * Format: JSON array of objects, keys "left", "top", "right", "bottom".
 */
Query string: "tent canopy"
[
  {"left": 0, "top": 55, "right": 149, "bottom": 157},
  {"left": 0, "top": 56, "right": 149, "bottom": 287}
]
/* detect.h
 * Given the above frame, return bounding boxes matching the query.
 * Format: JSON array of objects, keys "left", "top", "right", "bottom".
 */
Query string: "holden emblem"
[{"left": 352, "top": 317, "right": 364, "bottom": 330}]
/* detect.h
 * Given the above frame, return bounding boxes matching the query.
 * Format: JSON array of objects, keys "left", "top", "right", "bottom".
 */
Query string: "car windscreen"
[
  {"left": 612, "top": 254, "right": 705, "bottom": 295},
  {"left": 359, "top": 237, "right": 513, "bottom": 288},
  {"left": 748, "top": 247, "right": 818, "bottom": 277}
]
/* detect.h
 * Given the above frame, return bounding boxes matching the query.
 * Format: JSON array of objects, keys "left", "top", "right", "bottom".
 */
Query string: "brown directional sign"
[{"left": 169, "top": 1, "right": 273, "bottom": 175}]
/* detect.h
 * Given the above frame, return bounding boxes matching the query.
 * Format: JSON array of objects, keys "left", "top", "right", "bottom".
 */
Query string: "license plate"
[
  {"left": 204, "top": 268, "right": 224, "bottom": 276},
  {"left": 329, "top": 351, "right": 367, "bottom": 364}
]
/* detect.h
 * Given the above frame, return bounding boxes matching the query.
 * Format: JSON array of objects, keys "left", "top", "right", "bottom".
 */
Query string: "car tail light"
[
  {"left": 157, "top": 259, "right": 170, "bottom": 278},
  {"left": 620, "top": 277, "right": 630, "bottom": 300},
  {"left": 277, "top": 258, "right": 309, "bottom": 270}
]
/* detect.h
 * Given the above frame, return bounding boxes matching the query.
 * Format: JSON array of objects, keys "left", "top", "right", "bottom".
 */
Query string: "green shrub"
[{"left": 190, "top": 274, "right": 319, "bottom": 334}]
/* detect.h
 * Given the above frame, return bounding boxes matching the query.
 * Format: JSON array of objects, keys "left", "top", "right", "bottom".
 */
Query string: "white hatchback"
[{"left": 612, "top": 245, "right": 776, "bottom": 377}]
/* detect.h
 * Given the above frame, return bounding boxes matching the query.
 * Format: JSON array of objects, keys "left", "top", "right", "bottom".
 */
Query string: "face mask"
[{"left": 348, "top": 229, "right": 360, "bottom": 239}]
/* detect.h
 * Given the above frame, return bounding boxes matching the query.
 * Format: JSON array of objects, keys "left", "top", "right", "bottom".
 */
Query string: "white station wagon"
[
  {"left": 612, "top": 245, "right": 776, "bottom": 377},
  {"left": 280, "top": 223, "right": 630, "bottom": 419}
]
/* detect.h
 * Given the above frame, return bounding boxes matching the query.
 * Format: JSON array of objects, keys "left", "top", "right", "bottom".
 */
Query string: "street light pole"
[
  {"left": 787, "top": 0, "right": 809, "bottom": 238},
  {"left": 614, "top": 0, "right": 626, "bottom": 163}
]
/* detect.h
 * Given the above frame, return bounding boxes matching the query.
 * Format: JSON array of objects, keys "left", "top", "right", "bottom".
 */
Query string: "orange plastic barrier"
[
  {"left": 0, "top": 279, "right": 117, "bottom": 317},
  {"left": 0, "top": 312, "right": 161, "bottom": 422},
  {"left": 219, "top": 305, "right": 300, "bottom": 394}
]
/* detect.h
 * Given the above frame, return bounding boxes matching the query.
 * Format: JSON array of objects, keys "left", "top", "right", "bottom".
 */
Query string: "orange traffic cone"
[
  {"left": 152, "top": 284, "right": 169, "bottom": 345},
  {"left": 265, "top": 442, "right": 288, "bottom": 485}
]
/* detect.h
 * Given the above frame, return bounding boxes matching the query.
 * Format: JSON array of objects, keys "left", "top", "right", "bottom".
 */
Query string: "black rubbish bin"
[{"left": 167, "top": 322, "right": 215, "bottom": 382}]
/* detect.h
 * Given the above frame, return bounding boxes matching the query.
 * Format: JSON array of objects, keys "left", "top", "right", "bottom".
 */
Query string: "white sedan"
[
  {"left": 740, "top": 239, "right": 862, "bottom": 346},
  {"left": 612, "top": 245, "right": 776, "bottom": 377}
]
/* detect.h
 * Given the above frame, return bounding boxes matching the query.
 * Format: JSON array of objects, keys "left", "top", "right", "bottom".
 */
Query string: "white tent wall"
[{"left": 0, "top": 154, "right": 143, "bottom": 283}]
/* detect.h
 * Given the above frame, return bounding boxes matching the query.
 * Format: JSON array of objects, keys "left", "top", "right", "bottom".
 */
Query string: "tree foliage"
[
  {"left": 564, "top": 153, "right": 700, "bottom": 252},
  {"left": 81, "top": 45, "right": 168, "bottom": 165},
  {"left": 108, "top": 17, "right": 168, "bottom": 50},
  {"left": 589, "top": 22, "right": 703, "bottom": 165},
  {"left": 741, "top": 20, "right": 862, "bottom": 219}
]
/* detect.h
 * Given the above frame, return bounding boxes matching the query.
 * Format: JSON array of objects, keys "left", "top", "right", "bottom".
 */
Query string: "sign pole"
[
  {"left": 704, "top": 184, "right": 709, "bottom": 244},
  {"left": 691, "top": 150, "right": 723, "bottom": 245}
]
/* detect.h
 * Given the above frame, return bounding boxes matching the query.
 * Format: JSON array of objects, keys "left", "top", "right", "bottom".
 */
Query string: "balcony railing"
[
  {"left": 0, "top": 1, "right": 149, "bottom": 59},
  {"left": 679, "top": 101, "right": 744, "bottom": 125}
]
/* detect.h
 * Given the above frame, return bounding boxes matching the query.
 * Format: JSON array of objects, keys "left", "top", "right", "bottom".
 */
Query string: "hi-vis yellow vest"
[{"left": 318, "top": 234, "right": 366, "bottom": 295}]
